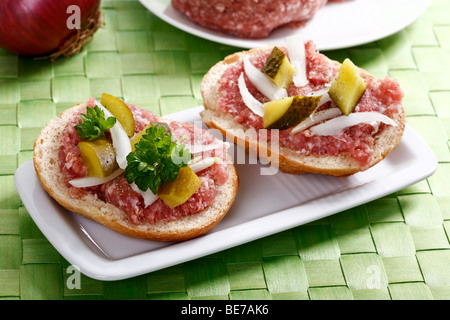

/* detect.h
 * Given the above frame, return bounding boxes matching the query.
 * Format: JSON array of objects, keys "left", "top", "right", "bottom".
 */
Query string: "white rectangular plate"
[{"left": 15, "top": 106, "right": 437, "bottom": 280}]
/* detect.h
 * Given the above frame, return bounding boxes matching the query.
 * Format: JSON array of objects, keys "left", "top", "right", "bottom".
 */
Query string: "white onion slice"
[
  {"left": 131, "top": 183, "right": 158, "bottom": 207},
  {"left": 238, "top": 72, "right": 264, "bottom": 117},
  {"left": 185, "top": 141, "right": 229, "bottom": 154},
  {"left": 188, "top": 156, "right": 202, "bottom": 165},
  {"left": 95, "top": 100, "right": 131, "bottom": 169},
  {"left": 286, "top": 33, "right": 308, "bottom": 87},
  {"left": 307, "top": 88, "right": 332, "bottom": 106},
  {"left": 291, "top": 108, "right": 342, "bottom": 134},
  {"left": 69, "top": 169, "right": 124, "bottom": 188},
  {"left": 243, "top": 56, "right": 287, "bottom": 100},
  {"left": 189, "top": 157, "right": 218, "bottom": 173},
  {"left": 310, "top": 112, "right": 397, "bottom": 136}
]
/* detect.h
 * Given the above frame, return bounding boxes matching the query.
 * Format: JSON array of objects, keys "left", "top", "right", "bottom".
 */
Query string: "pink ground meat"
[
  {"left": 217, "top": 41, "right": 404, "bottom": 169},
  {"left": 172, "top": 0, "right": 346, "bottom": 39},
  {"left": 59, "top": 103, "right": 229, "bottom": 225}
]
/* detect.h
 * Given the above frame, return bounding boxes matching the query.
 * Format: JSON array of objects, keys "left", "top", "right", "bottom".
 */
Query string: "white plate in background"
[{"left": 140, "top": 0, "right": 431, "bottom": 50}]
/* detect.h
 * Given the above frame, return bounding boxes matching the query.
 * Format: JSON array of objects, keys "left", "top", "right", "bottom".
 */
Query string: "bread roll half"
[
  {"left": 33, "top": 103, "right": 239, "bottom": 242},
  {"left": 201, "top": 42, "right": 406, "bottom": 176}
]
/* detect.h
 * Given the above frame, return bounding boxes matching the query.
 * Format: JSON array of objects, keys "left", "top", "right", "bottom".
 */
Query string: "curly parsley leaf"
[
  {"left": 75, "top": 106, "right": 117, "bottom": 141},
  {"left": 124, "top": 124, "right": 192, "bottom": 194}
]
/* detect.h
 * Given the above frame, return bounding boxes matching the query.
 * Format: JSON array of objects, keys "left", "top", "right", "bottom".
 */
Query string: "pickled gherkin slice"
[
  {"left": 79, "top": 138, "right": 119, "bottom": 178},
  {"left": 158, "top": 166, "right": 202, "bottom": 208},
  {"left": 262, "top": 46, "right": 296, "bottom": 89},
  {"left": 100, "top": 93, "right": 135, "bottom": 137},
  {"left": 328, "top": 59, "right": 367, "bottom": 115},
  {"left": 263, "top": 95, "right": 322, "bottom": 130}
]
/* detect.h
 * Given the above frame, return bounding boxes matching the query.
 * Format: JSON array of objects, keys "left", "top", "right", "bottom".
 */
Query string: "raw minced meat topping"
[
  {"left": 59, "top": 101, "right": 229, "bottom": 225},
  {"left": 218, "top": 40, "right": 404, "bottom": 168},
  {"left": 172, "top": 0, "right": 328, "bottom": 39},
  {"left": 172, "top": 0, "right": 347, "bottom": 39}
]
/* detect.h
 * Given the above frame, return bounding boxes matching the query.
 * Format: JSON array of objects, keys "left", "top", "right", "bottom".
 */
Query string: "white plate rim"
[
  {"left": 15, "top": 107, "right": 438, "bottom": 280},
  {"left": 140, "top": 0, "right": 432, "bottom": 50}
]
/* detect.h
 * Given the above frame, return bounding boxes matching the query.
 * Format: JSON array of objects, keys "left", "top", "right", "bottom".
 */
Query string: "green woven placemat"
[{"left": 1, "top": 0, "right": 449, "bottom": 300}]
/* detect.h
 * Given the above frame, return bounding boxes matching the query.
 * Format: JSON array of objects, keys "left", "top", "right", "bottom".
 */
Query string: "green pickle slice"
[
  {"left": 79, "top": 138, "right": 119, "bottom": 178},
  {"left": 263, "top": 95, "right": 321, "bottom": 130},
  {"left": 328, "top": 58, "right": 366, "bottom": 115},
  {"left": 262, "top": 46, "right": 296, "bottom": 89},
  {"left": 100, "top": 93, "right": 135, "bottom": 137},
  {"left": 158, "top": 166, "right": 202, "bottom": 208}
]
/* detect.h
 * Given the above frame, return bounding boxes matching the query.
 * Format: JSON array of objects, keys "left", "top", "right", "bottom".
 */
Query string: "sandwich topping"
[
  {"left": 59, "top": 95, "right": 229, "bottom": 225},
  {"left": 218, "top": 36, "right": 404, "bottom": 169}
]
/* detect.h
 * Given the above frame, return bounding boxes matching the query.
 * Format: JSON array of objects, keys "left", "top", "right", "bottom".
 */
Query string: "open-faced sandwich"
[
  {"left": 201, "top": 34, "right": 405, "bottom": 176},
  {"left": 172, "top": 0, "right": 346, "bottom": 39},
  {"left": 33, "top": 94, "right": 238, "bottom": 241}
]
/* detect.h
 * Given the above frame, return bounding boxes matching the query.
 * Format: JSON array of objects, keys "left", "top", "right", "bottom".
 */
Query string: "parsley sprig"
[
  {"left": 75, "top": 106, "right": 116, "bottom": 141},
  {"left": 124, "top": 124, "right": 192, "bottom": 194}
]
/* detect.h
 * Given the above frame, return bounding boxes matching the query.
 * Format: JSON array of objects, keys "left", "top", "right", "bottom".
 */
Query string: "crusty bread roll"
[
  {"left": 200, "top": 44, "right": 405, "bottom": 176},
  {"left": 33, "top": 103, "right": 239, "bottom": 242}
]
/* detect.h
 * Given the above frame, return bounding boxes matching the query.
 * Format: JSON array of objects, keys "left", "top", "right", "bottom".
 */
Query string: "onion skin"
[{"left": 0, "top": 0, "right": 100, "bottom": 56}]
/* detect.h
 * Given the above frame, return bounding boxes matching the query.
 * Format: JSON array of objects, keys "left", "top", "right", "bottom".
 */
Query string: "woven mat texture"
[{"left": 1, "top": 0, "right": 450, "bottom": 300}]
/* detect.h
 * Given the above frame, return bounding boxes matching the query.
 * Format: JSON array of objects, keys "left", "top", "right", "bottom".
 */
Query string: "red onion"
[{"left": 0, "top": 0, "right": 101, "bottom": 59}]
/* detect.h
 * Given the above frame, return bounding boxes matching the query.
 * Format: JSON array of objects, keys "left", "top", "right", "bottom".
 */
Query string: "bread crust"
[
  {"left": 200, "top": 47, "right": 406, "bottom": 176},
  {"left": 33, "top": 104, "right": 239, "bottom": 242}
]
